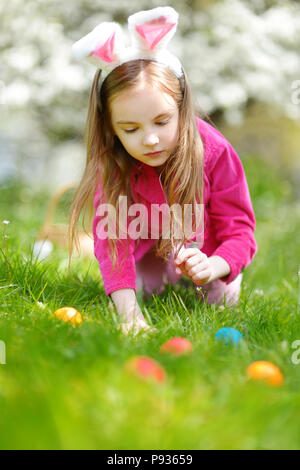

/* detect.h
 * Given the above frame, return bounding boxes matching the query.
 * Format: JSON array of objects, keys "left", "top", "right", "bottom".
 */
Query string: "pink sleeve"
[
  {"left": 207, "top": 142, "right": 258, "bottom": 284},
  {"left": 92, "top": 177, "right": 136, "bottom": 296}
]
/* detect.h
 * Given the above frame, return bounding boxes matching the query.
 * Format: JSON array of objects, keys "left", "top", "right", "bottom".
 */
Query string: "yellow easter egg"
[{"left": 54, "top": 307, "right": 82, "bottom": 326}]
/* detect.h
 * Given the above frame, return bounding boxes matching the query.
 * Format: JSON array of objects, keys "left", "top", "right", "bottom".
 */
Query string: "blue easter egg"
[{"left": 215, "top": 327, "right": 243, "bottom": 345}]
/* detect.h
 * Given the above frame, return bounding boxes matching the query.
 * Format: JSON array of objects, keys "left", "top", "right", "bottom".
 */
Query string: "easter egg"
[
  {"left": 247, "top": 361, "right": 284, "bottom": 387},
  {"left": 215, "top": 327, "right": 243, "bottom": 345},
  {"left": 54, "top": 307, "right": 82, "bottom": 326},
  {"left": 160, "top": 337, "right": 193, "bottom": 356},
  {"left": 125, "top": 356, "right": 166, "bottom": 383},
  {"left": 33, "top": 239, "right": 53, "bottom": 261}
]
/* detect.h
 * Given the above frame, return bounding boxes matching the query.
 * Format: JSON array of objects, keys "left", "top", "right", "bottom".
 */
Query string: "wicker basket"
[{"left": 35, "top": 183, "right": 94, "bottom": 258}]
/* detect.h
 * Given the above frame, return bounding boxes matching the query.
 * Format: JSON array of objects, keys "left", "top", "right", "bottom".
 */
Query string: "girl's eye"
[
  {"left": 124, "top": 128, "right": 137, "bottom": 133},
  {"left": 123, "top": 119, "right": 170, "bottom": 134},
  {"left": 157, "top": 119, "right": 169, "bottom": 126}
]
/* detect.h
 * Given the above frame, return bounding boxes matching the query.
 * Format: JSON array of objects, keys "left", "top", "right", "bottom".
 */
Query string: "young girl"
[{"left": 69, "top": 7, "right": 257, "bottom": 335}]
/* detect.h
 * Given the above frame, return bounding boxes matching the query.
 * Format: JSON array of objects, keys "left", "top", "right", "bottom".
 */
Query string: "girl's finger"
[
  {"left": 187, "top": 262, "right": 208, "bottom": 277},
  {"left": 174, "top": 248, "right": 201, "bottom": 265},
  {"left": 192, "top": 269, "right": 211, "bottom": 282},
  {"left": 185, "top": 253, "right": 207, "bottom": 270}
]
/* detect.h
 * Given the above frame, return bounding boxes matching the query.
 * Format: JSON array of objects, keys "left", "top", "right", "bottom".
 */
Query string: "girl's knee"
[{"left": 196, "top": 273, "right": 243, "bottom": 307}]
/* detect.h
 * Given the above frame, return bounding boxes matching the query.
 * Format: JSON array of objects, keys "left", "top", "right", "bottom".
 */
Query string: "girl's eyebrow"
[{"left": 117, "top": 112, "right": 172, "bottom": 125}]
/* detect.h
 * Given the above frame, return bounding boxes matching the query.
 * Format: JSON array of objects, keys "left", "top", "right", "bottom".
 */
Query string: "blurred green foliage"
[{"left": 0, "top": 154, "right": 299, "bottom": 449}]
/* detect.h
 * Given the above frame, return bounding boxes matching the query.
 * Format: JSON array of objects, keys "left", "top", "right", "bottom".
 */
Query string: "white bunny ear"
[
  {"left": 72, "top": 22, "right": 125, "bottom": 70},
  {"left": 128, "top": 7, "right": 178, "bottom": 53}
]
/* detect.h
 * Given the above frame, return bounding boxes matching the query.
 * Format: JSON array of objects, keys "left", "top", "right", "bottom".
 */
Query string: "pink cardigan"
[{"left": 93, "top": 116, "right": 258, "bottom": 296}]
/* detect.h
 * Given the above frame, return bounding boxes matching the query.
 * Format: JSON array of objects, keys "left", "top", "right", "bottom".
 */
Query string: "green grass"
[{"left": 0, "top": 155, "right": 300, "bottom": 450}]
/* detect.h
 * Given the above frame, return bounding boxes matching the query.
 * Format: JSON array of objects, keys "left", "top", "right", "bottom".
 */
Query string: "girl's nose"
[{"left": 143, "top": 133, "right": 159, "bottom": 146}]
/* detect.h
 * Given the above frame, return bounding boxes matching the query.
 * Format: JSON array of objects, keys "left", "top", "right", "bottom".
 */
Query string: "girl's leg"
[
  {"left": 136, "top": 248, "right": 182, "bottom": 296},
  {"left": 195, "top": 273, "right": 243, "bottom": 307}
]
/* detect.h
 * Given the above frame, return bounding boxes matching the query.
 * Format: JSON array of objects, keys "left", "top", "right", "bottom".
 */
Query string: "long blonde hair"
[{"left": 68, "top": 59, "right": 204, "bottom": 273}]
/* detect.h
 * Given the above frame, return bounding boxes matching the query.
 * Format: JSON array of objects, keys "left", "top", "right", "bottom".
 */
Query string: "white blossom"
[
  {"left": 0, "top": 0, "right": 300, "bottom": 186},
  {"left": 33, "top": 240, "right": 53, "bottom": 261},
  {"left": 253, "top": 289, "right": 264, "bottom": 296}
]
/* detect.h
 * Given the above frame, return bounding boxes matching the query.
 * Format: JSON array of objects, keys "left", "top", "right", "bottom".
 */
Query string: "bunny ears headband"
[{"left": 72, "top": 6, "right": 184, "bottom": 90}]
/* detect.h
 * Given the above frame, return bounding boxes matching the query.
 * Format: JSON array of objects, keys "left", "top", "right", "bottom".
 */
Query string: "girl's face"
[{"left": 110, "top": 82, "right": 179, "bottom": 171}]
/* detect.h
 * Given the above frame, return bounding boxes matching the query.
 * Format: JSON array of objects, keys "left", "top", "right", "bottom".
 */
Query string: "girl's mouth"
[{"left": 144, "top": 151, "right": 163, "bottom": 157}]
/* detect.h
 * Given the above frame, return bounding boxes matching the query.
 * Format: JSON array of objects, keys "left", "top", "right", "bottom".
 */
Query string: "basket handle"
[{"left": 37, "top": 182, "right": 78, "bottom": 239}]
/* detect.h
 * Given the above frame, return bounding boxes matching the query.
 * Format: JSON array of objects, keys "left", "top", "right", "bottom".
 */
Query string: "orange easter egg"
[
  {"left": 160, "top": 337, "right": 193, "bottom": 356},
  {"left": 247, "top": 361, "right": 284, "bottom": 387},
  {"left": 125, "top": 356, "right": 166, "bottom": 384},
  {"left": 54, "top": 307, "right": 82, "bottom": 326}
]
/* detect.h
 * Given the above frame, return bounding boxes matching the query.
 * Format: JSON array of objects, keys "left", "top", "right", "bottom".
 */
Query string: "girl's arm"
[
  {"left": 93, "top": 178, "right": 137, "bottom": 297},
  {"left": 110, "top": 288, "right": 145, "bottom": 322}
]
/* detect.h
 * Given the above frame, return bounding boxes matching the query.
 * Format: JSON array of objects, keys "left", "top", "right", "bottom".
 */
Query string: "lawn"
[{"left": 0, "top": 155, "right": 300, "bottom": 450}]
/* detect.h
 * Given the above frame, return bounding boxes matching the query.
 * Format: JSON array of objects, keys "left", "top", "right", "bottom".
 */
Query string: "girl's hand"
[
  {"left": 110, "top": 288, "right": 158, "bottom": 336},
  {"left": 118, "top": 317, "right": 158, "bottom": 336},
  {"left": 174, "top": 247, "right": 214, "bottom": 286}
]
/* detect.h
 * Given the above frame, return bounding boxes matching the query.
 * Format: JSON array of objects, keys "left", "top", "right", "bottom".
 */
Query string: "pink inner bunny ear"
[
  {"left": 135, "top": 16, "right": 176, "bottom": 50},
  {"left": 90, "top": 32, "right": 116, "bottom": 63}
]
